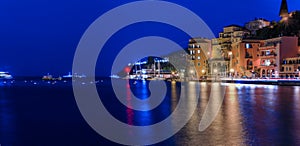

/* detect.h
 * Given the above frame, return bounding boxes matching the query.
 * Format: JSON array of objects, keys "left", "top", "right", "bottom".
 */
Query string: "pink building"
[{"left": 259, "top": 36, "right": 298, "bottom": 77}]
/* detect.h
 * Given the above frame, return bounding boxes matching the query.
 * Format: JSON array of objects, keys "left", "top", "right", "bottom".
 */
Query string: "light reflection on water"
[
  {"left": 1, "top": 79, "right": 300, "bottom": 145},
  {"left": 0, "top": 86, "right": 16, "bottom": 145}
]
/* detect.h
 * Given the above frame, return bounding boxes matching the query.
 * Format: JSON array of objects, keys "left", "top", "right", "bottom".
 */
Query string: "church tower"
[{"left": 279, "top": 0, "right": 289, "bottom": 18}]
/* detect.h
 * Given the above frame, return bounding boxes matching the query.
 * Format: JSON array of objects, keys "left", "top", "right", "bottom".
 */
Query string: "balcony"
[
  {"left": 260, "top": 53, "right": 277, "bottom": 58},
  {"left": 260, "top": 64, "right": 277, "bottom": 67},
  {"left": 259, "top": 46, "right": 276, "bottom": 50}
]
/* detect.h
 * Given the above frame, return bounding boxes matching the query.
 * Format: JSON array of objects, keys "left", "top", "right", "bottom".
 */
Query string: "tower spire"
[{"left": 279, "top": 0, "right": 289, "bottom": 17}]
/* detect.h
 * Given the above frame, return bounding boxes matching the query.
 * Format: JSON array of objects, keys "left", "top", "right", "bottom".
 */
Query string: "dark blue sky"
[{"left": 0, "top": 0, "right": 299, "bottom": 76}]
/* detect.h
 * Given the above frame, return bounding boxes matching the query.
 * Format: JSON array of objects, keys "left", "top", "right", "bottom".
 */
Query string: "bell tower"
[{"left": 279, "top": 0, "right": 289, "bottom": 18}]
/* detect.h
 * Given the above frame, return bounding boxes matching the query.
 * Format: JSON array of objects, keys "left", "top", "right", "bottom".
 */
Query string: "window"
[
  {"left": 197, "top": 50, "right": 200, "bottom": 54},
  {"left": 190, "top": 50, "right": 193, "bottom": 55},
  {"left": 197, "top": 56, "right": 201, "bottom": 60},
  {"left": 264, "top": 60, "right": 271, "bottom": 66},
  {"left": 246, "top": 43, "right": 252, "bottom": 49},
  {"left": 265, "top": 50, "right": 270, "bottom": 56},
  {"left": 198, "top": 63, "right": 201, "bottom": 66}
]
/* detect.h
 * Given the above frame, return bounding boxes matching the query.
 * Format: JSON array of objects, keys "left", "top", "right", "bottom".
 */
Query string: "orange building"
[
  {"left": 188, "top": 38, "right": 211, "bottom": 78},
  {"left": 231, "top": 40, "right": 263, "bottom": 77},
  {"left": 259, "top": 36, "right": 298, "bottom": 78}
]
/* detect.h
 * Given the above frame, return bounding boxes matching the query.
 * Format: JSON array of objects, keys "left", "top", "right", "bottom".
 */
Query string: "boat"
[
  {"left": 110, "top": 75, "right": 120, "bottom": 79},
  {"left": 62, "top": 72, "right": 87, "bottom": 79},
  {"left": 42, "top": 73, "right": 53, "bottom": 80},
  {"left": 0, "top": 72, "right": 13, "bottom": 79},
  {"left": 63, "top": 72, "right": 73, "bottom": 78}
]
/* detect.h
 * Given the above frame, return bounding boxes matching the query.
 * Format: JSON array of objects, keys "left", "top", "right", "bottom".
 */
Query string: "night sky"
[{"left": 0, "top": 0, "right": 299, "bottom": 76}]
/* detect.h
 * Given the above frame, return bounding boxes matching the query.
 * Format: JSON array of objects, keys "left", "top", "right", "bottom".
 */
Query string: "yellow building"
[{"left": 188, "top": 38, "right": 211, "bottom": 78}]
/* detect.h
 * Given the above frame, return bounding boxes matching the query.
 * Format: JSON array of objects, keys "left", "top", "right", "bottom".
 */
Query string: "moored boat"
[{"left": 0, "top": 72, "right": 13, "bottom": 79}]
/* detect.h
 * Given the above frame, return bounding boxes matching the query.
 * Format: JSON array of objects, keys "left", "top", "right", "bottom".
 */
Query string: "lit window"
[
  {"left": 197, "top": 50, "right": 200, "bottom": 54},
  {"left": 246, "top": 43, "right": 252, "bottom": 49},
  {"left": 198, "top": 56, "right": 201, "bottom": 60},
  {"left": 264, "top": 60, "right": 271, "bottom": 66},
  {"left": 190, "top": 50, "right": 193, "bottom": 55}
]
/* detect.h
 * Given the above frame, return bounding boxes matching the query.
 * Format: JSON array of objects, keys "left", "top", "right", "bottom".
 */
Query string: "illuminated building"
[
  {"left": 188, "top": 38, "right": 211, "bottom": 78},
  {"left": 210, "top": 25, "right": 250, "bottom": 77},
  {"left": 245, "top": 18, "right": 270, "bottom": 35},
  {"left": 259, "top": 36, "right": 298, "bottom": 78},
  {"left": 231, "top": 40, "right": 263, "bottom": 77},
  {"left": 281, "top": 57, "right": 300, "bottom": 78}
]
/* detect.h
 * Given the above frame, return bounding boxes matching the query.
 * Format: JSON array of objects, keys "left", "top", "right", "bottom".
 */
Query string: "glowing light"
[{"left": 214, "top": 69, "right": 217, "bottom": 73}]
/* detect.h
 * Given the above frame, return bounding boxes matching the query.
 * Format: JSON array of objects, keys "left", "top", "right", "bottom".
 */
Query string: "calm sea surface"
[{"left": 1, "top": 78, "right": 300, "bottom": 145}]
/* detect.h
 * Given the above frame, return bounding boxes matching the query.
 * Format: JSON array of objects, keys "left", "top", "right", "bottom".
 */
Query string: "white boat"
[
  {"left": 63, "top": 72, "right": 87, "bottom": 79},
  {"left": 110, "top": 75, "right": 120, "bottom": 79},
  {"left": 0, "top": 72, "right": 13, "bottom": 79},
  {"left": 63, "top": 72, "right": 73, "bottom": 78}
]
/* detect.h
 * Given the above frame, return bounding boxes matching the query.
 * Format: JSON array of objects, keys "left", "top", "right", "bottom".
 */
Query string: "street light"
[
  {"left": 190, "top": 69, "right": 194, "bottom": 80},
  {"left": 214, "top": 69, "right": 218, "bottom": 81},
  {"left": 230, "top": 68, "right": 234, "bottom": 80},
  {"left": 228, "top": 52, "right": 233, "bottom": 78}
]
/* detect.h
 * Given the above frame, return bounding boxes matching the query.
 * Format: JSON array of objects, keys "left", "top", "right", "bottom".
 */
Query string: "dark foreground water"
[{"left": 1, "top": 78, "right": 300, "bottom": 145}]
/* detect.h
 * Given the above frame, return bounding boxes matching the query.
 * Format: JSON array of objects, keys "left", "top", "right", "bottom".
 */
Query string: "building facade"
[
  {"left": 259, "top": 36, "right": 298, "bottom": 77},
  {"left": 281, "top": 57, "right": 300, "bottom": 78},
  {"left": 188, "top": 38, "right": 211, "bottom": 78},
  {"left": 245, "top": 18, "right": 270, "bottom": 35},
  {"left": 231, "top": 40, "right": 263, "bottom": 77}
]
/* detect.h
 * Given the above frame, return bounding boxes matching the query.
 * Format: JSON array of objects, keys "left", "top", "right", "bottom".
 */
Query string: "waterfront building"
[
  {"left": 245, "top": 18, "right": 270, "bottom": 35},
  {"left": 210, "top": 38, "right": 228, "bottom": 77},
  {"left": 210, "top": 25, "right": 250, "bottom": 77},
  {"left": 231, "top": 40, "right": 263, "bottom": 77},
  {"left": 281, "top": 57, "right": 300, "bottom": 78},
  {"left": 188, "top": 38, "right": 211, "bottom": 78},
  {"left": 259, "top": 36, "right": 298, "bottom": 77}
]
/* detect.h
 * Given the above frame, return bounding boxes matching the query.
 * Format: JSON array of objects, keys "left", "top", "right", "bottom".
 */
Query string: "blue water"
[{"left": 1, "top": 78, "right": 300, "bottom": 145}]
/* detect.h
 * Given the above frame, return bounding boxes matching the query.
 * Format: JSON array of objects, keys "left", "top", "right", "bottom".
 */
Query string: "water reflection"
[
  {"left": 0, "top": 86, "right": 16, "bottom": 144},
  {"left": 1, "top": 79, "right": 300, "bottom": 145}
]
